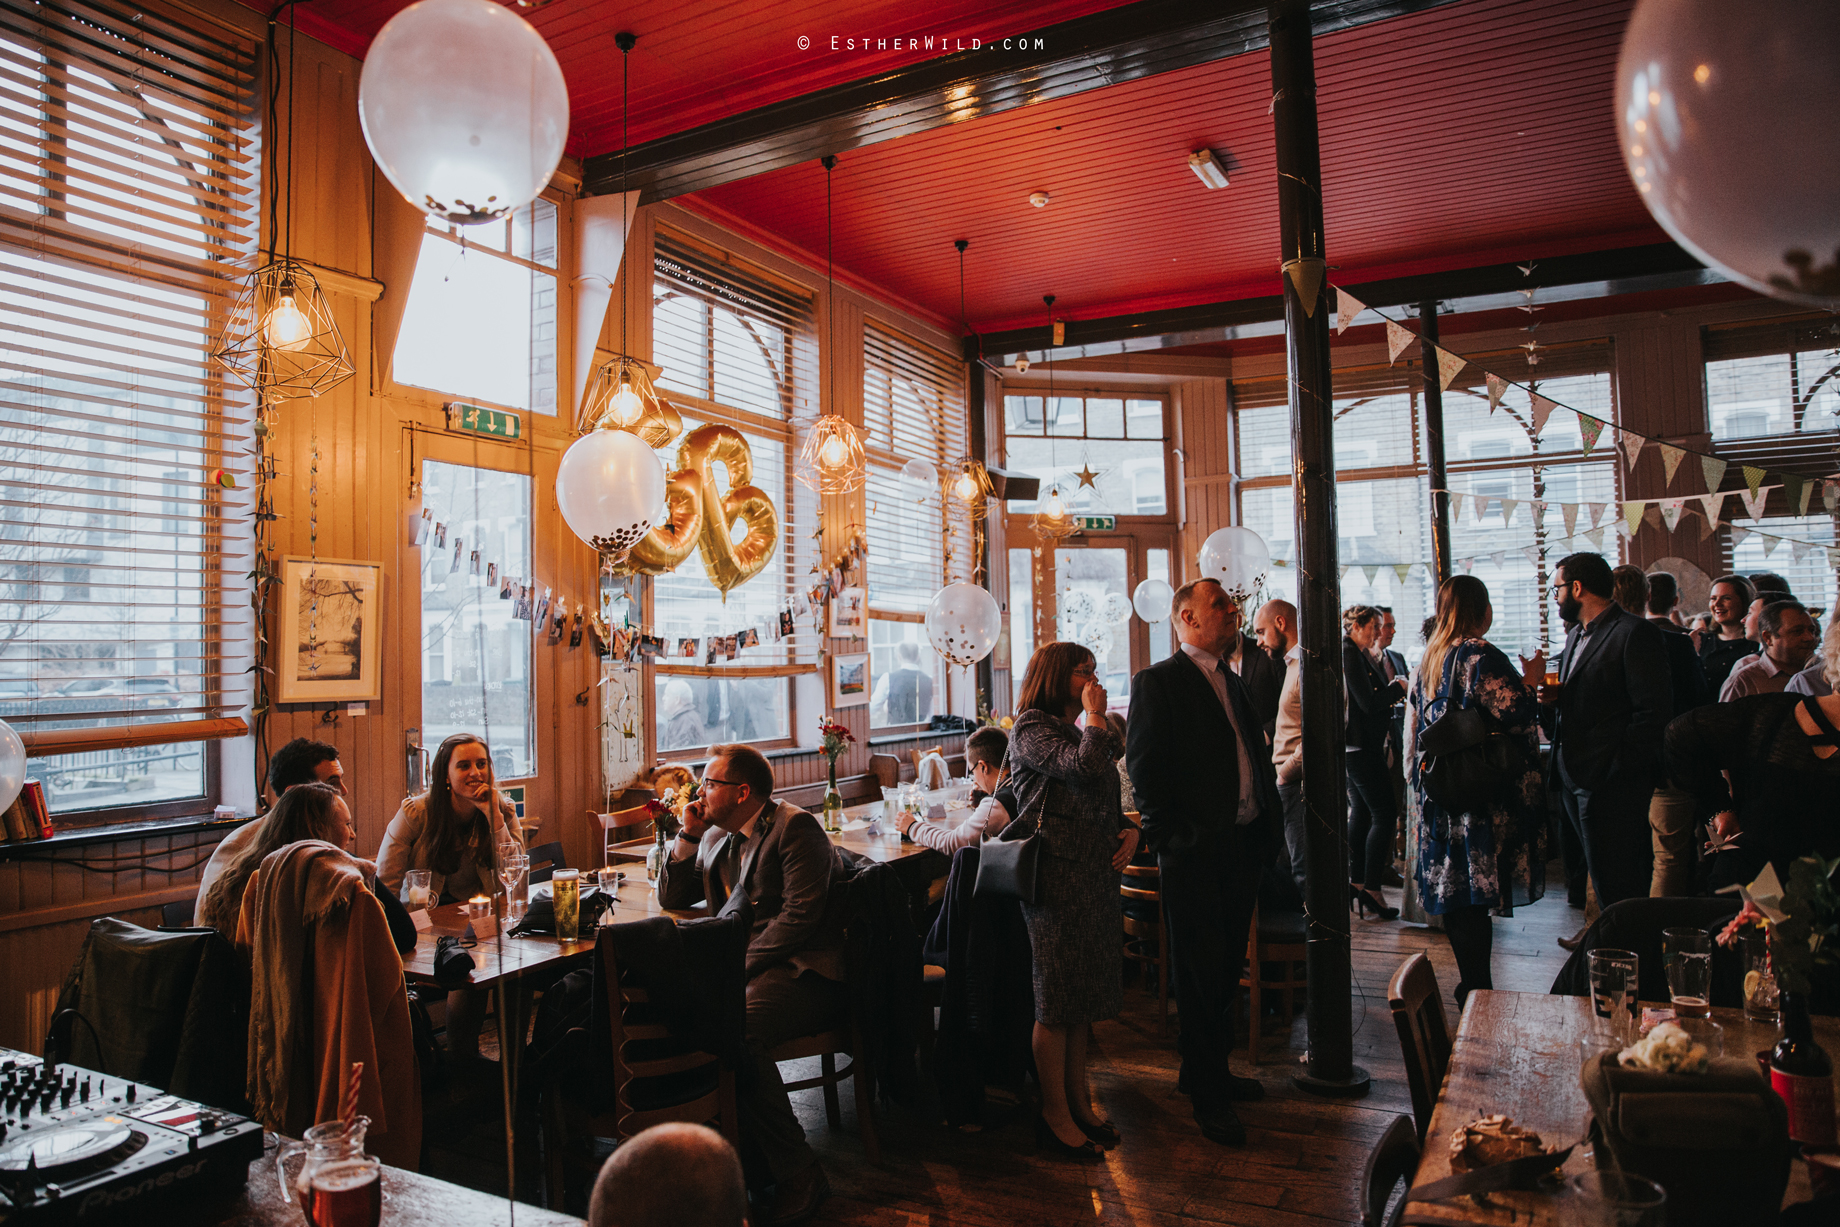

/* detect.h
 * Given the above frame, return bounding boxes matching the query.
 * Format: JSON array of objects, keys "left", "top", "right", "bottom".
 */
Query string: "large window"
[
  {"left": 1003, "top": 394, "right": 1168, "bottom": 515},
  {"left": 862, "top": 321, "right": 959, "bottom": 729},
  {"left": 1704, "top": 319, "right": 1840, "bottom": 443},
  {"left": 1725, "top": 516, "right": 1839, "bottom": 620},
  {"left": 650, "top": 233, "right": 811, "bottom": 755},
  {"left": 419, "top": 461, "right": 534, "bottom": 779},
  {"left": 3, "top": 1, "right": 257, "bottom": 822},
  {"left": 393, "top": 200, "right": 559, "bottom": 415}
]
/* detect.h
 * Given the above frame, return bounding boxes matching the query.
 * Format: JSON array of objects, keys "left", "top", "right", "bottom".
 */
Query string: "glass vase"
[{"left": 822, "top": 761, "right": 843, "bottom": 832}]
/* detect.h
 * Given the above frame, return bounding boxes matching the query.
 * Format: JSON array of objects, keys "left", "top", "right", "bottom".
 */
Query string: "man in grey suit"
[{"left": 659, "top": 744, "right": 849, "bottom": 1226}]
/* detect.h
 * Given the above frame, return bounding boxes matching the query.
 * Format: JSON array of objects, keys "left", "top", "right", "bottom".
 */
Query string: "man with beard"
[{"left": 1538, "top": 553, "right": 1672, "bottom": 909}]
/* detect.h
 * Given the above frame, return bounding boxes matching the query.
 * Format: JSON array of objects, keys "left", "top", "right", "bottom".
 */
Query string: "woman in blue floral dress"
[{"left": 1405, "top": 575, "right": 1544, "bottom": 1007}]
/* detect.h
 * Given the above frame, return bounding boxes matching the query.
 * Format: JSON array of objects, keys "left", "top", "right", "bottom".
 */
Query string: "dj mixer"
[{"left": 0, "top": 1048, "right": 262, "bottom": 1223}]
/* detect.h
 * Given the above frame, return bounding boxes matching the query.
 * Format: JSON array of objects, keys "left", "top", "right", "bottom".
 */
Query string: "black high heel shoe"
[
  {"left": 1076, "top": 1117, "right": 1121, "bottom": 1149},
  {"left": 1352, "top": 885, "right": 1400, "bottom": 920},
  {"left": 1036, "top": 1117, "right": 1105, "bottom": 1163}
]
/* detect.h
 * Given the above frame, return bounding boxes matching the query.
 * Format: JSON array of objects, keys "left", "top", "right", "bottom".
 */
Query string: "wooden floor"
[{"left": 430, "top": 878, "right": 1582, "bottom": 1225}]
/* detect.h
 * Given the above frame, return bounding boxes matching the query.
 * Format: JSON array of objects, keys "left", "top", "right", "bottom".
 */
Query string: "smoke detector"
[
  {"left": 1029, "top": 191, "right": 1050, "bottom": 208},
  {"left": 1015, "top": 355, "right": 1030, "bottom": 373}
]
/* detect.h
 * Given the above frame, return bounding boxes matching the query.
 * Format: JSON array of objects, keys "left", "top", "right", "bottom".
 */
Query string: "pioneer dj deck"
[{"left": 0, "top": 1048, "right": 262, "bottom": 1223}]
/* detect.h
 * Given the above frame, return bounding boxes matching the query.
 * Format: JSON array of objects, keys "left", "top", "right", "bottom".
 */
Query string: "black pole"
[
  {"left": 968, "top": 354, "right": 994, "bottom": 708},
  {"left": 1421, "top": 301, "right": 1453, "bottom": 582},
  {"left": 1271, "top": 0, "right": 1369, "bottom": 1099}
]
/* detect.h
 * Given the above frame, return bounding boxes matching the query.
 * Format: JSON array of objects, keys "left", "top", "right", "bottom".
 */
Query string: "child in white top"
[{"left": 897, "top": 725, "right": 1010, "bottom": 853}]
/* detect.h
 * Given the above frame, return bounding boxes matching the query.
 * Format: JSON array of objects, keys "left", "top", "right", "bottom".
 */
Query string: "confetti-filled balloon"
[
  {"left": 898, "top": 457, "right": 936, "bottom": 503},
  {"left": 1059, "top": 588, "right": 1098, "bottom": 624},
  {"left": 1132, "top": 579, "right": 1174, "bottom": 623},
  {"left": 925, "top": 582, "right": 1001, "bottom": 668},
  {"left": 555, "top": 427, "right": 667, "bottom": 560},
  {"left": 1099, "top": 592, "right": 1132, "bottom": 626},
  {"left": 1198, "top": 526, "right": 1270, "bottom": 605}
]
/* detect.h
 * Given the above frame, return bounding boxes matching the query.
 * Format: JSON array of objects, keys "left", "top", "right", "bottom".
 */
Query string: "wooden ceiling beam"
[{"left": 580, "top": 0, "right": 1464, "bottom": 202}]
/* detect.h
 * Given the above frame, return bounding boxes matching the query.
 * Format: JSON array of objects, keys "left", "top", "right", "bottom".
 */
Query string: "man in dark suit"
[
  {"left": 659, "top": 744, "right": 849, "bottom": 1225},
  {"left": 1540, "top": 553, "right": 1672, "bottom": 910},
  {"left": 1221, "top": 599, "right": 1285, "bottom": 742},
  {"left": 1619, "top": 567, "right": 1711, "bottom": 896},
  {"left": 1126, "top": 579, "right": 1282, "bottom": 1147}
]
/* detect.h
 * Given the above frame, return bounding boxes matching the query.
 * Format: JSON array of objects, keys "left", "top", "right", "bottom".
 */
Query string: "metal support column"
[
  {"left": 968, "top": 355, "right": 994, "bottom": 708},
  {"left": 1421, "top": 300, "right": 1453, "bottom": 582},
  {"left": 1271, "top": 0, "right": 1370, "bottom": 1098}
]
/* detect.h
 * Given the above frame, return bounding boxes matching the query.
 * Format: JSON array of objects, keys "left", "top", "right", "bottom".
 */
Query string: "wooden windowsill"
[{"left": 0, "top": 812, "right": 252, "bottom": 860}]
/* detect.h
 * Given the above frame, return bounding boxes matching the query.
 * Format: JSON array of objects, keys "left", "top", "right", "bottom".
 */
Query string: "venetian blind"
[
  {"left": 651, "top": 230, "right": 816, "bottom": 666},
  {"left": 863, "top": 319, "right": 964, "bottom": 613},
  {"left": 0, "top": 0, "right": 256, "bottom": 751}
]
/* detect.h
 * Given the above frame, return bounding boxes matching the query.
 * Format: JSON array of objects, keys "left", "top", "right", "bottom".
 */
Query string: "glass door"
[{"left": 1037, "top": 530, "right": 1177, "bottom": 708}]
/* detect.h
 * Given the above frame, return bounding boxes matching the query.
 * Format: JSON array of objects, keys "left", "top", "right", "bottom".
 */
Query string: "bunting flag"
[
  {"left": 1445, "top": 492, "right": 1465, "bottom": 522},
  {"left": 1698, "top": 491, "right": 1726, "bottom": 528},
  {"left": 1530, "top": 393, "right": 1557, "bottom": 434},
  {"left": 1659, "top": 443, "right": 1686, "bottom": 488},
  {"left": 1499, "top": 497, "right": 1519, "bottom": 525},
  {"left": 1623, "top": 501, "right": 1647, "bottom": 537},
  {"left": 1659, "top": 498, "right": 1686, "bottom": 532},
  {"left": 1435, "top": 346, "right": 1466, "bottom": 392},
  {"left": 1584, "top": 528, "right": 1605, "bottom": 551},
  {"left": 1363, "top": 565, "right": 1381, "bottom": 586},
  {"left": 1791, "top": 539, "right": 1812, "bottom": 563},
  {"left": 1578, "top": 414, "right": 1605, "bottom": 456},
  {"left": 1489, "top": 550, "right": 1507, "bottom": 569},
  {"left": 1393, "top": 563, "right": 1414, "bottom": 585},
  {"left": 1738, "top": 486, "right": 1770, "bottom": 521},
  {"left": 1782, "top": 473, "right": 1811, "bottom": 516},
  {"left": 1585, "top": 502, "right": 1608, "bottom": 529},
  {"left": 1742, "top": 464, "right": 1768, "bottom": 498},
  {"left": 1699, "top": 509, "right": 1720, "bottom": 540},
  {"left": 1458, "top": 557, "right": 1474, "bottom": 574},
  {"left": 1522, "top": 545, "right": 1542, "bottom": 564},
  {"left": 1486, "top": 372, "right": 1509, "bottom": 415},
  {"left": 1620, "top": 430, "right": 1646, "bottom": 473},
  {"left": 1335, "top": 288, "right": 1368, "bottom": 335},
  {"left": 1826, "top": 480, "right": 1839, "bottom": 513},
  {"left": 1386, "top": 319, "right": 1415, "bottom": 364},
  {"left": 1761, "top": 534, "right": 1782, "bottom": 559},
  {"left": 1562, "top": 502, "right": 1580, "bottom": 537},
  {"left": 1533, "top": 501, "right": 1548, "bottom": 530},
  {"left": 1730, "top": 525, "right": 1752, "bottom": 547},
  {"left": 1701, "top": 455, "right": 1729, "bottom": 496}
]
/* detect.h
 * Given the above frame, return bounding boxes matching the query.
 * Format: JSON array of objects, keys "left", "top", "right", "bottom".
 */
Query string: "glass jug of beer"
[{"left": 277, "top": 1118, "right": 381, "bottom": 1227}]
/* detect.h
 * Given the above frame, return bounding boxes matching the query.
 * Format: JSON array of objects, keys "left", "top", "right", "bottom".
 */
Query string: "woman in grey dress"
[{"left": 1007, "top": 641, "right": 1140, "bottom": 1161}]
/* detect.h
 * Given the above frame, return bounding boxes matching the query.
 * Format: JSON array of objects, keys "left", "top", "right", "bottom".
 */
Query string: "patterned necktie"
[{"left": 715, "top": 832, "right": 744, "bottom": 902}]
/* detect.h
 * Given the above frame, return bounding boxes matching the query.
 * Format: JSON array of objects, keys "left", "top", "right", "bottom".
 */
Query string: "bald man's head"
[
  {"left": 1253, "top": 599, "right": 1298, "bottom": 655},
  {"left": 588, "top": 1123, "right": 746, "bottom": 1227}
]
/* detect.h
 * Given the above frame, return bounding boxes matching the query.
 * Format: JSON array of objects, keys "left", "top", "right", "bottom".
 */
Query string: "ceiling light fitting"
[
  {"left": 1188, "top": 148, "right": 1229, "bottom": 189},
  {"left": 797, "top": 153, "right": 867, "bottom": 496},
  {"left": 1029, "top": 191, "right": 1051, "bottom": 208}
]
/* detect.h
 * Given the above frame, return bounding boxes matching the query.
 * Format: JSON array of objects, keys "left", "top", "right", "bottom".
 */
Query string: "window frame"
[{"left": 998, "top": 388, "right": 1177, "bottom": 523}]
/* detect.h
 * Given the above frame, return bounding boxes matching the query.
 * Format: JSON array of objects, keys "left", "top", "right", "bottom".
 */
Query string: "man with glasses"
[
  {"left": 658, "top": 744, "right": 850, "bottom": 1226},
  {"left": 1537, "top": 553, "right": 1672, "bottom": 910},
  {"left": 1698, "top": 574, "right": 1760, "bottom": 695}
]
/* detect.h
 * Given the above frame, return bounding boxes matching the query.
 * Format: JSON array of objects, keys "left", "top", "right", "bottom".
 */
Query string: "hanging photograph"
[
  {"left": 831, "top": 652, "right": 870, "bottom": 708},
  {"left": 828, "top": 585, "right": 866, "bottom": 638},
  {"left": 277, "top": 556, "right": 383, "bottom": 703}
]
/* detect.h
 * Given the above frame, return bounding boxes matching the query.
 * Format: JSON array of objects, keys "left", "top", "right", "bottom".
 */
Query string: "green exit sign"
[
  {"left": 445, "top": 403, "right": 522, "bottom": 440},
  {"left": 1073, "top": 515, "right": 1115, "bottom": 531}
]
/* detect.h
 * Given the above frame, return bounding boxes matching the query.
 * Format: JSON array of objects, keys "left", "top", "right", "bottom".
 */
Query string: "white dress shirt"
[
  {"left": 1179, "top": 640, "right": 1258, "bottom": 823},
  {"left": 907, "top": 794, "right": 1010, "bottom": 854}
]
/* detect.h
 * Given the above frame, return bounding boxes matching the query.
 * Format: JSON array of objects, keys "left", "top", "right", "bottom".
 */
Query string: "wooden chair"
[
  {"left": 526, "top": 841, "right": 567, "bottom": 885},
  {"left": 868, "top": 753, "right": 902, "bottom": 791},
  {"left": 540, "top": 935, "right": 739, "bottom": 1208},
  {"left": 160, "top": 900, "right": 195, "bottom": 929},
  {"left": 1387, "top": 952, "right": 1453, "bottom": 1142},
  {"left": 1239, "top": 908, "right": 1308, "bottom": 1063},
  {"left": 596, "top": 805, "right": 656, "bottom": 867},
  {"left": 1120, "top": 864, "right": 1169, "bottom": 1033},
  {"left": 768, "top": 1012, "right": 880, "bottom": 1162},
  {"left": 1361, "top": 1114, "right": 1422, "bottom": 1227}
]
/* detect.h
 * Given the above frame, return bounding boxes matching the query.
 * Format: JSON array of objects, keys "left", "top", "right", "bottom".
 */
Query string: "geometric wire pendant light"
[
  {"left": 1032, "top": 293, "right": 1076, "bottom": 543},
  {"left": 214, "top": 6, "right": 352, "bottom": 403},
  {"left": 797, "top": 153, "right": 867, "bottom": 496}
]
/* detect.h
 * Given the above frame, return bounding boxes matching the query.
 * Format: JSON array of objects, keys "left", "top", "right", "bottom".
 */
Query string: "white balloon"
[
  {"left": 1132, "top": 579, "right": 1173, "bottom": 623},
  {"left": 1099, "top": 592, "right": 1132, "bottom": 626},
  {"left": 1198, "top": 526, "right": 1271, "bottom": 603},
  {"left": 898, "top": 458, "right": 936, "bottom": 503},
  {"left": 1079, "top": 625, "right": 1114, "bottom": 659},
  {"left": 0, "top": 719, "right": 23, "bottom": 815},
  {"left": 555, "top": 428, "right": 667, "bottom": 557},
  {"left": 925, "top": 582, "right": 1001, "bottom": 668},
  {"left": 359, "top": 0, "right": 569, "bottom": 225},
  {"left": 1617, "top": 0, "right": 1840, "bottom": 308},
  {"left": 1059, "top": 588, "right": 1097, "bottom": 624}
]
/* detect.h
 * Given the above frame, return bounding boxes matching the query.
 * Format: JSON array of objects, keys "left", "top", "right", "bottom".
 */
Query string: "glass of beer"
[
  {"left": 399, "top": 870, "right": 431, "bottom": 912},
  {"left": 306, "top": 1155, "right": 382, "bottom": 1227},
  {"left": 552, "top": 868, "right": 580, "bottom": 941},
  {"left": 1663, "top": 927, "right": 1713, "bottom": 1018}
]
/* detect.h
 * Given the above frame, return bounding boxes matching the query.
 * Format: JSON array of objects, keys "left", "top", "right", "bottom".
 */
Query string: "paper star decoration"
[{"left": 1074, "top": 463, "right": 1102, "bottom": 489}]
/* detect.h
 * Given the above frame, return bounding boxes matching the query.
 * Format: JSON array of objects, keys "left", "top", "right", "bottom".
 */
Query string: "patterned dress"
[
  {"left": 1405, "top": 639, "right": 1545, "bottom": 914},
  {"left": 1006, "top": 710, "right": 1127, "bottom": 1028}
]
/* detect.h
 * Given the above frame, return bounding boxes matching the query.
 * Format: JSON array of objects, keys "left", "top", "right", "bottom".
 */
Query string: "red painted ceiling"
[{"left": 274, "top": 0, "right": 1679, "bottom": 334}]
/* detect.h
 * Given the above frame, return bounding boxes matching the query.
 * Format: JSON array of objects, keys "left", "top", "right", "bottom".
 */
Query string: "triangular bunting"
[
  {"left": 1362, "top": 565, "right": 1380, "bottom": 586},
  {"left": 1386, "top": 319, "right": 1415, "bottom": 364},
  {"left": 1659, "top": 498, "right": 1686, "bottom": 532},
  {"left": 1613, "top": 518, "right": 1635, "bottom": 540},
  {"left": 1446, "top": 492, "right": 1466, "bottom": 523},
  {"left": 1617, "top": 501, "right": 1641, "bottom": 536},
  {"left": 1698, "top": 491, "right": 1726, "bottom": 528},
  {"left": 1701, "top": 455, "right": 1729, "bottom": 496},
  {"left": 1530, "top": 393, "right": 1557, "bottom": 434},
  {"left": 1659, "top": 443, "right": 1686, "bottom": 488},
  {"left": 1562, "top": 502, "right": 1580, "bottom": 537},
  {"left": 1620, "top": 430, "right": 1646, "bottom": 473},
  {"left": 1458, "top": 558, "right": 1474, "bottom": 574},
  {"left": 1473, "top": 497, "right": 1493, "bottom": 525},
  {"left": 1741, "top": 465, "right": 1767, "bottom": 498},
  {"left": 1486, "top": 372, "right": 1508, "bottom": 415},
  {"left": 1435, "top": 345, "right": 1466, "bottom": 392},
  {"left": 1522, "top": 545, "right": 1542, "bottom": 564},
  {"left": 1286, "top": 258, "right": 1326, "bottom": 317},
  {"left": 1338, "top": 565, "right": 1349, "bottom": 579},
  {"left": 1499, "top": 498, "right": 1519, "bottom": 526},
  {"left": 1739, "top": 486, "right": 1770, "bottom": 521},
  {"left": 1584, "top": 528, "right": 1605, "bottom": 551},
  {"left": 1585, "top": 502, "right": 1608, "bottom": 529},
  {"left": 1761, "top": 534, "right": 1782, "bottom": 559},
  {"left": 1489, "top": 550, "right": 1506, "bottom": 568},
  {"left": 1791, "top": 539, "right": 1812, "bottom": 563},
  {"left": 1644, "top": 504, "right": 1663, "bottom": 530},
  {"left": 1393, "top": 563, "right": 1413, "bottom": 585},
  {"left": 1826, "top": 480, "right": 1839, "bottom": 513},
  {"left": 1782, "top": 473, "right": 1811, "bottom": 516},
  {"left": 1578, "top": 414, "right": 1606, "bottom": 456},
  {"left": 1730, "top": 525, "right": 1752, "bottom": 547},
  {"left": 1532, "top": 501, "right": 1548, "bottom": 530},
  {"left": 1335, "top": 288, "right": 1367, "bottom": 336},
  {"left": 1698, "top": 509, "right": 1720, "bottom": 540}
]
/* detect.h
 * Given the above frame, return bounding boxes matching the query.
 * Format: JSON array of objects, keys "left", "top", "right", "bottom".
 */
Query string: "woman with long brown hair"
[
  {"left": 1406, "top": 575, "right": 1543, "bottom": 1008},
  {"left": 1007, "top": 640, "right": 1139, "bottom": 1161},
  {"left": 196, "top": 782, "right": 353, "bottom": 934},
  {"left": 376, "top": 733, "right": 520, "bottom": 901}
]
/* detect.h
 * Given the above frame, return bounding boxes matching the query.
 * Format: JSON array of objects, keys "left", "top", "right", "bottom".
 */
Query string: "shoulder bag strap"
[{"left": 999, "top": 741, "right": 1052, "bottom": 838}]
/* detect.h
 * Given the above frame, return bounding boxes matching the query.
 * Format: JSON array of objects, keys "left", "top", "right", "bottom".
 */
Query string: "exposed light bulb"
[
  {"left": 1043, "top": 487, "right": 1066, "bottom": 518},
  {"left": 609, "top": 376, "right": 643, "bottom": 426},
  {"left": 263, "top": 290, "right": 311, "bottom": 352},
  {"left": 953, "top": 472, "right": 980, "bottom": 502},
  {"left": 819, "top": 433, "right": 850, "bottom": 468}
]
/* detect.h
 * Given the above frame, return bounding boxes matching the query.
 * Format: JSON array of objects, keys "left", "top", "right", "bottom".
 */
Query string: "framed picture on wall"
[
  {"left": 831, "top": 652, "right": 870, "bottom": 709},
  {"left": 276, "top": 556, "right": 383, "bottom": 703},
  {"left": 828, "top": 586, "right": 866, "bottom": 638}
]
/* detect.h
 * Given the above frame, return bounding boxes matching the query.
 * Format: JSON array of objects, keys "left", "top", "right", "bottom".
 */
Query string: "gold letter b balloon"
[{"left": 615, "top": 423, "right": 778, "bottom": 599}]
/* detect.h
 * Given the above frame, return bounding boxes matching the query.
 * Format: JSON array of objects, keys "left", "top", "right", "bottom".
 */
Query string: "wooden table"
[
  {"left": 1402, "top": 989, "right": 1833, "bottom": 1226},
  {"left": 834, "top": 798, "right": 962, "bottom": 864},
  {"left": 201, "top": 1147, "right": 580, "bottom": 1226}
]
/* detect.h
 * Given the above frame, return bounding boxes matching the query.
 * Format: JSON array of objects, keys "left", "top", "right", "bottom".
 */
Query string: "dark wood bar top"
[{"left": 191, "top": 1150, "right": 581, "bottom": 1227}]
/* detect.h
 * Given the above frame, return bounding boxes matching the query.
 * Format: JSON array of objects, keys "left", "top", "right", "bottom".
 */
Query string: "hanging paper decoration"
[
  {"left": 1489, "top": 551, "right": 1506, "bottom": 568},
  {"left": 1730, "top": 525, "right": 1752, "bottom": 547},
  {"left": 1826, "top": 480, "right": 1839, "bottom": 513},
  {"left": 1486, "top": 372, "right": 1509, "bottom": 415},
  {"left": 1584, "top": 528, "right": 1605, "bottom": 551},
  {"left": 1701, "top": 455, "right": 1729, "bottom": 495},
  {"left": 1781, "top": 473, "right": 1811, "bottom": 516},
  {"left": 1578, "top": 414, "right": 1605, "bottom": 456},
  {"left": 1446, "top": 492, "right": 1466, "bottom": 522},
  {"left": 1530, "top": 394, "right": 1557, "bottom": 434},
  {"left": 1335, "top": 288, "right": 1368, "bottom": 335},
  {"left": 1791, "top": 539, "right": 1812, "bottom": 563},
  {"left": 1585, "top": 502, "right": 1607, "bottom": 529},
  {"left": 1620, "top": 430, "right": 1646, "bottom": 472},
  {"left": 1522, "top": 545, "right": 1542, "bottom": 564},
  {"left": 1458, "top": 558, "right": 1474, "bottom": 574},
  {"left": 1393, "top": 564, "right": 1413, "bottom": 585},
  {"left": 1738, "top": 486, "right": 1771, "bottom": 521},
  {"left": 1386, "top": 319, "right": 1415, "bottom": 364},
  {"left": 1435, "top": 346, "right": 1466, "bottom": 392},
  {"left": 1659, "top": 444, "right": 1686, "bottom": 488},
  {"left": 1499, "top": 498, "right": 1519, "bottom": 526},
  {"left": 1761, "top": 534, "right": 1783, "bottom": 559},
  {"left": 1622, "top": 501, "right": 1647, "bottom": 537},
  {"left": 1742, "top": 465, "right": 1768, "bottom": 498},
  {"left": 1562, "top": 503, "right": 1579, "bottom": 537},
  {"left": 1699, "top": 491, "right": 1726, "bottom": 528},
  {"left": 1659, "top": 498, "right": 1686, "bottom": 532},
  {"left": 1699, "top": 511, "right": 1720, "bottom": 540},
  {"left": 1362, "top": 565, "right": 1380, "bottom": 586}
]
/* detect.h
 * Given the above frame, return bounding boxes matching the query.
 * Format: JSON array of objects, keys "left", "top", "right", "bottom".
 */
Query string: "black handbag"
[
  {"left": 974, "top": 753, "right": 1048, "bottom": 904},
  {"left": 1417, "top": 648, "right": 1527, "bottom": 813}
]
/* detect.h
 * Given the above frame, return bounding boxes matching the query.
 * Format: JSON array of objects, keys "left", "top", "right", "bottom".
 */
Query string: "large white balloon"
[
  {"left": 898, "top": 458, "right": 936, "bottom": 503},
  {"left": 1059, "top": 588, "right": 1097, "bottom": 624},
  {"left": 359, "top": 0, "right": 569, "bottom": 225},
  {"left": 1198, "top": 526, "right": 1271, "bottom": 603},
  {"left": 1099, "top": 592, "right": 1133, "bottom": 626},
  {"left": 1132, "top": 578, "right": 1174, "bottom": 623},
  {"left": 0, "top": 719, "right": 23, "bottom": 815},
  {"left": 925, "top": 583, "right": 1001, "bottom": 668},
  {"left": 555, "top": 428, "right": 667, "bottom": 557},
  {"left": 1616, "top": 0, "right": 1840, "bottom": 308}
]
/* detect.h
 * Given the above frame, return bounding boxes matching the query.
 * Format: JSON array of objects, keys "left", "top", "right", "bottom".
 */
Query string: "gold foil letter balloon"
[{"left": 613, "top": 423, "right": 778, "bottom": 597}]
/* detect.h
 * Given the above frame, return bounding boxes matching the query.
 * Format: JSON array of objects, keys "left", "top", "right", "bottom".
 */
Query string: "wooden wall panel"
[{"left": 1176, "top": 376, "right": 1234, "bottom": 586}]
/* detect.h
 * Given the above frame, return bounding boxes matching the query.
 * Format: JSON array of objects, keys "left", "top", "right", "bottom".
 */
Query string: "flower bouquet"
[
  {"left": 1717, "top": 855, "right": 1840, "bottom": 1004},
  {"left": 642, "top": 779, "right": 694, "bottom": 879}
]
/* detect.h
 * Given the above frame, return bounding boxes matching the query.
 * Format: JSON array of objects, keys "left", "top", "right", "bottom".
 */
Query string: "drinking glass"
[
  {"left": 1588, "top": 948, "right": 1641, "bottom": 1044},
  {"left": 552, "top": 868, "right": 581, "bottom": 941},
  {"left": 1561, "top": 1171, "right": 1665, "bottom": 1227},
  {"left": 1743, "top": 928, "right": 1779, "bottom": 1024},
  {"left": 497, "top": 854, "right": 529, "bottom": 923},
  {"left": 399, "top": 870, "right": 432, "bottom": 912},
  {"left": 1662, "top": 927, "right": 1712, "bottom": 1018},
  {"left": 881, "top": 787, "right": 901, "bottom": 826}
]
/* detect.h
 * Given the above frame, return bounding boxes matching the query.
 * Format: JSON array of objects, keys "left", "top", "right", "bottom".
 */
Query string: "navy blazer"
[
  {"left": 1541, "top": 605, "right": 1672, "bottom": 794},
  {"left": 1343, "top": 636, "right": 1406, "bottom": 753},
  {"left": 1125, "top": 648, "right": 1281, "bottom": 854}
]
